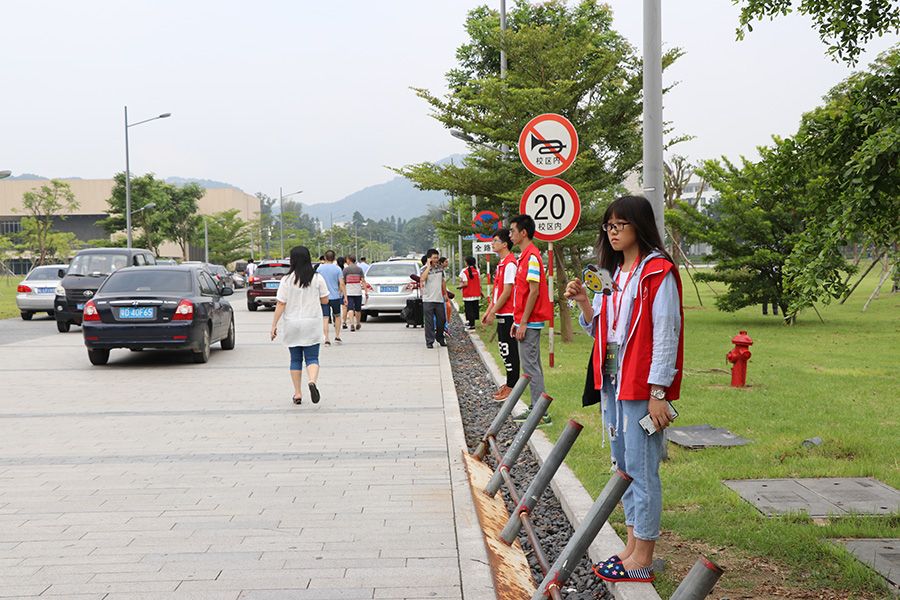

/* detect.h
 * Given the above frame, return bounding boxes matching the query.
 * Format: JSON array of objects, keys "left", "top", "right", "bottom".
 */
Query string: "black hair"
[
  {"left": 426, "top": 248, "right": 439, "bottom": 259},
  {"left": 347, "top": 255, "right": 356, "bottom": 263},
  {"left": 510, "top": 214, "right": 536, "bottom": 239},
  {"left": 318, "top": 255, "right": 325, "bottom": 261},
  {"left": 324, "top": 250, "right": 335, "bottom": 261},
  {"left": 464, "top": 255, "right": 476, "bottom": 280},
  {"left": 494, "top": 228, "right": 513, "bottom": 250},
  {"left": 336, "top": 256, "right": 345, "bottom": 269},
  {"left": 359, "top": 257, "right": 366, "bottom": 262},
  {"left": 287, "top": 245, "right": 315, "bottom": 288},
  {"left": 597, "top": 195, "right": 673, "bottom": 273}
]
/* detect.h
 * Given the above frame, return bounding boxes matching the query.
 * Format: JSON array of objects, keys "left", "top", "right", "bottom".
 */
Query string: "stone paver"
[
  {"left": 0, "top": 294, "right": 492, "bottom": 598},
  {"left": 724, "top": 477, "right": 900, "bottom": 517}
]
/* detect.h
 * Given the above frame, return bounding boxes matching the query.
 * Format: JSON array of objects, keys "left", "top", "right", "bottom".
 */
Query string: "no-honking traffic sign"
[
  {"left": 519, "top": 178, "right": 581, "bottom": 242},
  {"left": 518, "top": 113, "right": 578, "bottom": 177}
]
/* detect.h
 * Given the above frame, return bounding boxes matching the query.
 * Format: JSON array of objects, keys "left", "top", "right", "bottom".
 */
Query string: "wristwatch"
[{"left": 650, "top": 387, "right": 667, "bottom": 401}]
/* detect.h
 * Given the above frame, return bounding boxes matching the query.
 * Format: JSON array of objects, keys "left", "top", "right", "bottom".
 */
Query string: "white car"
[
  {"left": 361, "top": 260, "right": 422, "bottom": 321},
  {"left": 16, "top": 264, "right": 69, "bottom": 320}
]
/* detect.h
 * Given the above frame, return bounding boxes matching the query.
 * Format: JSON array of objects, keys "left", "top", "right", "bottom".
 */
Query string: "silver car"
[
  {"left": 361, "top": 260, "right": 421, "bottom": 321},
  {"left": 16, "top": 264, "right": 68, "bottom": 320}
]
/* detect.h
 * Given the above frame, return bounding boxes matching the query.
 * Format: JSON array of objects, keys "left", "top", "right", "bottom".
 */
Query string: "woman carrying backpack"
[
  {"left": 271, "top": 245, "right": 330, "bottom": 405},
  {"left": 564, "top": 195, "right": 685, "bottom": 583},
  {"left": 458, "top": 256, "right": 482, "bottom": 330}
]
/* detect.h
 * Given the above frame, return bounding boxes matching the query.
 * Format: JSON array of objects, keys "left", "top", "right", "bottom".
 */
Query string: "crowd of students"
[{"left": 268, "top": 196, "right": 683, "bottom": 583}]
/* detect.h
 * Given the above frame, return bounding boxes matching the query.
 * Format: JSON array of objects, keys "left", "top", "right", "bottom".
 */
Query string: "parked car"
[
  {"left": 16, "top": 264, "right": 68, "bottom": 320},
  {"left": 361, "top": 260, "right": 421, "bottom": 321},
  {"left": 246, "top": 259, "right": 290, "bottom": 311},
  {"left": 55, "top": 248, "right": 156, "bottom": 333},
  {"left": 181, "top": 262, "right": 235, "bottom": 289},
  {"left": 156, "top": 258, "right": 178, "bottom": 266},
  {"left": 81, "top": 264, "right": 235, "bottom": 365},
  {"left": 231, "top": 272, "right": 246, "bottom": 289}
]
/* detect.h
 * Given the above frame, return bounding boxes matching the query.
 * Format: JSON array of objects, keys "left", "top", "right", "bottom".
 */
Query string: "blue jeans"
[
  {"left": 601, "top": 379, "right": 664, "bottom": 541},
  {"left": 289, "top": 344, "right": 320, "bottom": 371}
]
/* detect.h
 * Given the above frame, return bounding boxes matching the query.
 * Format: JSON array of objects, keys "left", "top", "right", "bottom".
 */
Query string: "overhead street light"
[
  {"left": 133, "top": 202, "right": 156, "bottom": 214},
  {"left": 125, "top": 106, "right": 171, "bottom": 249},
  {"left": 0, "top": 170, "right": 11, "bottom": 180}
]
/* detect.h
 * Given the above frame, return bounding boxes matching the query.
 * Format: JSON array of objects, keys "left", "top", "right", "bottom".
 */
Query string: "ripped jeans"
[{"left": 601, "top": 378, "right": 664, "bottom": 541}]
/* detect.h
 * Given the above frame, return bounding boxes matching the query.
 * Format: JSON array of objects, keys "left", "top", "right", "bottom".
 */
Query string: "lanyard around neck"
[{"left": 611, "top": 254, "right": 641, "bottom": 332}]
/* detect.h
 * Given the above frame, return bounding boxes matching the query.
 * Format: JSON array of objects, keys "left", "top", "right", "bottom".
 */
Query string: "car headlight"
[{"left": 55, "top": 285, "right": 65, "bottom": 296}]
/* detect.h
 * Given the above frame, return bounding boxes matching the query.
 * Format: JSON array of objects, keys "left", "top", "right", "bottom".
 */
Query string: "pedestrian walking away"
[
  {"left": 565, "top": 195, "right": 684, "bottom": 584},
  {"left": 318, "top": 250, "right": 344, "bottom": 345},
  {"left": 358, "top": 257, "right": 370, "bottom": 275},
  {"left": 245, "top": 258, "right": 257, "bottom": 280},
  {"left": 458, "top": 256, "right": 482, "bottom": 330},
  {"left": 336, "top": 256, "right": 349, "bottom": 330},
  {"left": 481, "top": 228, "right": 519, "bottom": 400},
  {"left": 270, "top": 245, "right": 330, "bottom": 405},
  {"left": 342, "top": 255, "right": 367, "bottom": 331},
  {"left": 509, "top": 214, "right": 552, "bottom": 425},
  {"left": 420, "top": 248, "right": 448, "bottom": 348}
]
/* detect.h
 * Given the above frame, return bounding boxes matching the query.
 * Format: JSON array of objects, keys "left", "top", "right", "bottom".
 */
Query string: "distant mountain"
[
  {"left": 165, "top": 177, "right": 240, "bottom": 190},
  {"left": 8, "top": 173, "right": 49, "bottom": 180},
  {"left": 299, "top": 154, "right": 465, "bottom": 222}
]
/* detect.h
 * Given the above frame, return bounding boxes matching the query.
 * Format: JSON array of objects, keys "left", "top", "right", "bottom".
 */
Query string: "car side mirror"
[
  {"left": 58, "top": 269, "right": 66, "bottom": 279},
  {"left": 220, "top": 286, "right": 234, "bottom": 296}
]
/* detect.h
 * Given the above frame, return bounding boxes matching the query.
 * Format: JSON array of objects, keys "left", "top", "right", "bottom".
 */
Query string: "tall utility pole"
[
  {"left": 643, "top": 0, "right": 665, "bottom": 241},
  {"left": 278, "top": 188, "right": 302, "bottom": 258}
]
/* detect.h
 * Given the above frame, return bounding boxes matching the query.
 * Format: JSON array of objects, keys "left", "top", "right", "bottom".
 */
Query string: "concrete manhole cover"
[
  {"left": 723, "top": 478, "right": 899, "bottom": 517},
  {"left": 667, "top": 424, "right": 751, "bottom": 449}
]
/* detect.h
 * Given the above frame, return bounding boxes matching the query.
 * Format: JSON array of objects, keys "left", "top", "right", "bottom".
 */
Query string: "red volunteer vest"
[
  {"left": 462, "top": 267, "right": 481, "bottom": 298},
  {"left": 492, "top": 253, "right": 517, "bottom": 315},
  {"left": 513, "top": 243, "right": 552, "bottom": 325},
  {"left": 591, "top": 256, "right": 684, "bottom": 401}
]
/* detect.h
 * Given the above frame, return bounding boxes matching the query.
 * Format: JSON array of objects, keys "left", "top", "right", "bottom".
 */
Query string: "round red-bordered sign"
[
  {"left": 472, "top": 210, "right": 501, "bottom": 242},
  {"left": 517, "top": 113, "right": 579, "bottom": 177},
  {"left": 519, "top": 178, "right": 581, "bottom": 242}
]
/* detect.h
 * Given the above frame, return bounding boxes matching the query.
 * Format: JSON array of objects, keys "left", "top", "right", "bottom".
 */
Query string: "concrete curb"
[
  {"left": 438, "top": 344, "right": 498, "bottom": 600},
  {"left": 464, "top": 324, "right": 663, "bottom": 600}
]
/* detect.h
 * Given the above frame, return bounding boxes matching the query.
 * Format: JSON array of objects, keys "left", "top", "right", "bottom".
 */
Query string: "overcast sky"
[{"left": 1, "top": 1, "right": 895, "bottom": 205}]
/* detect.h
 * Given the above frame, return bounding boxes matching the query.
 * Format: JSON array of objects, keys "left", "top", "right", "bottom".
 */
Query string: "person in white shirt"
[
  {"left": 270, "top": 246, "right": 329, "bottom": 405},
  {"left": 245, "top": 259, "right": 257, "bottom": 279}
]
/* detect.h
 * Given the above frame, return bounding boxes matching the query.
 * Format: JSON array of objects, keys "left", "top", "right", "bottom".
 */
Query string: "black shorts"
[{"left": 346, "top": 295, "right": 362, "bottom": 312}]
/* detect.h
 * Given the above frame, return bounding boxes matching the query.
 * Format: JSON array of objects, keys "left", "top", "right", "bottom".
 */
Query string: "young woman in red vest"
[
  {"left": 458, "top": 256, "right": 482, "bottom": 330},
  {"left": 565, "top": 195, "right": 684, "bottom": 583}
]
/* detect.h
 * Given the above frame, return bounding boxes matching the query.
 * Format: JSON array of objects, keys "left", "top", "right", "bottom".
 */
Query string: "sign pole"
[{"left": 548, "top": 242, "right": 555, "bottom": 368}]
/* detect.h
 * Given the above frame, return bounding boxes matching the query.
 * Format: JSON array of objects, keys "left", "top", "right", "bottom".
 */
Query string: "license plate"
[
  {"left": 76, "top": 303, "right": 84, "bottom": 310},
  {"left": 118, "top": 307, "right": 155, "bottom": 320},
  {"left": 37, "top": 287, "right": 55, "bottom": 294},
  {"left": 265, "top": 281, "right": 279, "bottom": 289},
  {"left": 380, "top": 285, "right": 399, "bottom": 293}
]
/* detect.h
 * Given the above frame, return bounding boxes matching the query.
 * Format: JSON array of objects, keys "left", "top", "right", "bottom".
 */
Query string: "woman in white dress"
[{"left": 270, "top": 246, "right": 329, "bottom": 405}]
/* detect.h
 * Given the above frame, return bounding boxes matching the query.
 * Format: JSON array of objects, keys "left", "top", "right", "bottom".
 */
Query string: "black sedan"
[{"left": 82, "top": 265, "right": 235, "bottom": 365}]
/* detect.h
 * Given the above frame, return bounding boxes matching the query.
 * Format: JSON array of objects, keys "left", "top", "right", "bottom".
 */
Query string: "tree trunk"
[{"left": 555, "top": 249, "right": 574, "bottom": 343}]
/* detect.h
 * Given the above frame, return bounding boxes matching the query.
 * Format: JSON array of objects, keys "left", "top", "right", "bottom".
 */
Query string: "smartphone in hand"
[{"left": 639, "top": 402, "right": 678, "bottom": 435}]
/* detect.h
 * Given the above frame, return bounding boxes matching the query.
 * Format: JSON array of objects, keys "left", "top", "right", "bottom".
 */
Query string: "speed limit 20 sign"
[{"left": 519, "top": 178, "right": 581, "bottom": 242}]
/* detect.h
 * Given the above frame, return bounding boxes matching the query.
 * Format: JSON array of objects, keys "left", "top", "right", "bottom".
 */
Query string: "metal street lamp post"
[
  {"left": 125, "top": 107, "right": 171, "bottom": 250},
  {"left": 278, "top": 188, "right": 302, "bottom": 258},
  {"left": 643, "top": 0, "right": 665, "bottom": 241}
]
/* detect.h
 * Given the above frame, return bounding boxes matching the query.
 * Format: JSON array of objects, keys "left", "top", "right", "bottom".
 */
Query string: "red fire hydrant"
[{"left": 726, "top": 330, "right": 753, "bottom": 387}]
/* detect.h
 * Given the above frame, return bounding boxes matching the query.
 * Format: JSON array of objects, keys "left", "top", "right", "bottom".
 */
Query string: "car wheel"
[
  {"left": 20, "top": 311, "right": 33, "bottom": 321},
  {"left": 57, "top": 321, "right": 70, "bottom": 333},
  {"left": 220, "top": 318, "right": 236, "bottom": 350},
  {"left": 247, "top": 302, "right": 258, "bottom": 312},
  {"left": 87, "top": 349, "right": 110, "bottom": 366},
  {"left": 47, "top": 311, "right": 55, "bottom": 317},
  {"left": 192, "top": 326, "right": 211, "bottom": 364},
  {"left": 370, "top": 312, "right": 379, "bottom": 318}
]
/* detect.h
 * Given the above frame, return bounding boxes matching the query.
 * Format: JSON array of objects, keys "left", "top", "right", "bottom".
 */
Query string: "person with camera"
[
  {"left": 420, "top": 248, "right": 448, "bottom": 348},
  {"left": 564, "top": 195, "right": 684, "bottom": 584}
]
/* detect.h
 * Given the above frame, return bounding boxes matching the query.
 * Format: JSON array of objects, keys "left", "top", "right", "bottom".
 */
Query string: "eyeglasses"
[{"left": 602, "top": 222, "right": 630, "bottom": 233}]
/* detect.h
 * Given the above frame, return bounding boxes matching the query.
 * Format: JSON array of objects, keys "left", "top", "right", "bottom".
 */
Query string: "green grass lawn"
[
  {"left": 477, "top": 267, "right": 898, "bottom": 598},
  {"left": 0, "top": 277, "right": 21, "bottom": 320}
]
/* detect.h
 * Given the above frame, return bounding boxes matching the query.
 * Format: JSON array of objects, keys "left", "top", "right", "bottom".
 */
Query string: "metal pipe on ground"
[
  {"left": 486, "top": 437, "right": 562, "bottom": 600},
  {"left": 473, "top": 374, "right": 531, "bottom": 460},
  {"left": 500, "top": 419, "right": 583, "bottom": 544},
  {"left": 484, "top": 393, "right": 553, "bottom": 497},
  {"left": 670, "top": 556, "right": 724, "bottom": 600},
  {"left": 530, "top": 469, "right": 633, "bottom": 600}
]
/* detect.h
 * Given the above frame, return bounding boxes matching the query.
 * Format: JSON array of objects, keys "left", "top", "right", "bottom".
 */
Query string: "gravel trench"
[{"left": 445, "top": 315, "right": 613, "bottom": 600}]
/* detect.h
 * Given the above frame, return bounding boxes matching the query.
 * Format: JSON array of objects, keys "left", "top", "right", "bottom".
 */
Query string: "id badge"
[{"left": 603, "top": 342, "right": 619, "bottom": 376}]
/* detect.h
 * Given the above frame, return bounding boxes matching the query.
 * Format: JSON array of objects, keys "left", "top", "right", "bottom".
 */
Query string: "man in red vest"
[
  {"left": 482, "top": 228, "right": 519, "bottom": 400},
  {"left": 510, "top": 215, "right": 552, "bottom": 425}
]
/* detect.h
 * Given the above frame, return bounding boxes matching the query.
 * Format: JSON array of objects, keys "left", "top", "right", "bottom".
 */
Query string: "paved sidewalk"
[{"left": 0, "top": 299, "right": 492, "bottom": 599}]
